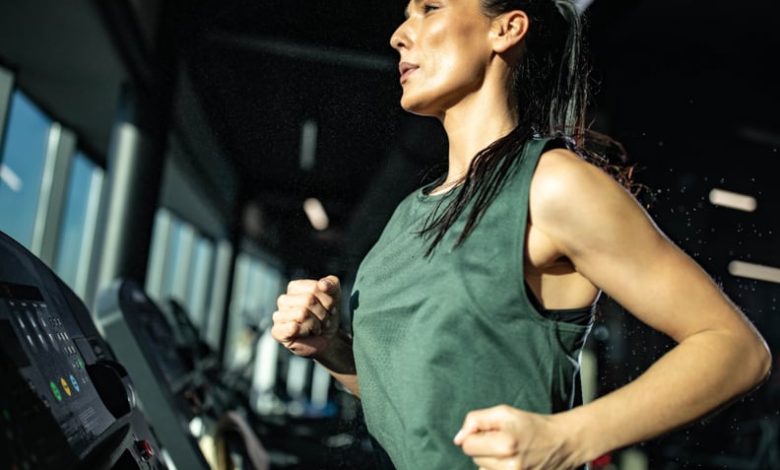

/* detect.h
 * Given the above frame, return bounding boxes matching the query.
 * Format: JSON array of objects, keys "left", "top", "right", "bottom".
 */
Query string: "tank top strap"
[
  {"left": 513, "top": 135, "right": 570, "bottom": 178},
  {"left": 506, "top": 135, "right": 571, "bottom": 203},
  {"left": 504, "top": 136, "right": 555, "bottom": 203}
]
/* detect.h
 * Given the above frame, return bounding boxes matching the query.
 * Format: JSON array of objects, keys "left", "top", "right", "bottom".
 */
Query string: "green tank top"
[{"left": 351, "top": 137, "right": 593, "bottom": 470}]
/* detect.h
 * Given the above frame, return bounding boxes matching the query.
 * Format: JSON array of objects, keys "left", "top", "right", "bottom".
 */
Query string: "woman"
[{"left": 271, "top": 1, "right": 772, "bottom": 468}]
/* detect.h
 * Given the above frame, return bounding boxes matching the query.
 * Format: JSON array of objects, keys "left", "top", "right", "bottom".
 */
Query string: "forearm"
[
  {"left": 313, "top": 329, "right": 360, "bottom": 398},
  {"left": 560, "top": 329, "right": 771, "bottom": 463}
]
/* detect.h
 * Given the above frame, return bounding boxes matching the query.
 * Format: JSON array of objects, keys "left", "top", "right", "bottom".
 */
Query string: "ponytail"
[{"left": 418, "top": 0, "right": 635, "bottom": 256}]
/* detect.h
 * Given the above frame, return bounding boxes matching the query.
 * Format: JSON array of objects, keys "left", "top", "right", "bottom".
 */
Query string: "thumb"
[
  {"left": 453, "top": 405, "right": 513, "bottom": 445},
  {"left": 318, "top": 275, "right": 340, "bottom": 294}
]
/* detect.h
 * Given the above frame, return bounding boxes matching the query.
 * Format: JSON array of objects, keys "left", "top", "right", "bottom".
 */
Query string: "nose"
[{"left": 390, "top": 18, "right": 412, "bottom": 52}]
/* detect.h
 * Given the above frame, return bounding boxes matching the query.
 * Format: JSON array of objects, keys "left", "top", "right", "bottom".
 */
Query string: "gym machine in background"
[
  {"left": 96, "top": 279, "right": 377, "bottom": 469},
  {"left": 0, "top": 225, "right": 378, "bottom": 469},
  {"left": 0, "top": 231, "right": 168, "bottom": 470}
]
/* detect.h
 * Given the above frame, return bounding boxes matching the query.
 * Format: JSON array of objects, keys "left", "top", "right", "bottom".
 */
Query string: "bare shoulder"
[
  {"left": 528, "top": 147, "right": 662, "bottom": 258},
  {"left": 528, "top": 150, "right": 769, "bottom": 353},
  {"left": 529, "top": 147, "right": 626, "bottom": 214}
]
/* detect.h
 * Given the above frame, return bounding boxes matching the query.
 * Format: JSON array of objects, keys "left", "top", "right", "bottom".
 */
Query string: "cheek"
[
  {"left": 419, "top": 23, "right": 449, "bottom": 76},
  {"left": 429, "top": 23, "right": 487, "bottom": 82},
  {"left": 423, "top": 41, "right": 476, "bottom": 85}
]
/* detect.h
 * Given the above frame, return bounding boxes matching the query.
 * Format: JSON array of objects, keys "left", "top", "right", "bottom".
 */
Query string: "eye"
[{"left": 422, "top": 3, "right": 440, "bottom": 14}]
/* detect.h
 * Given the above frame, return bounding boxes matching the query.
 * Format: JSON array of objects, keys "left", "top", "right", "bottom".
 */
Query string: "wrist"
[
  {"left": 313, "top": 330, "right": 355, "bottom": 374},
  {"left": 551, "top": 407, "right": 601, "bottom": 466}
]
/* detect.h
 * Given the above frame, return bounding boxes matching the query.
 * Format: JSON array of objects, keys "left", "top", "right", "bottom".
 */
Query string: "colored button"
[
  {"left": 60, "top": 377, "right": 72, "bottom": 397},
  {"left": 136, "top": 440, "right": 155, "bottom": 460},
  {"left": 69, "top": 374, "right": 80, "bottom": 393},
  {"left": 49, "top": 381, "right": 62, "bottom": 402},
  {"left": 2, "top": 408, "right": 10, "bottom": 422}
]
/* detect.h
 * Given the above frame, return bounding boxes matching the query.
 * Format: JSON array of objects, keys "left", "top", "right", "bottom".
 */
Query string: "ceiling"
[
  {"left": 0, "top": 0, "right": 127, "bottom": 158},
  {"left": 2, "top": 0, "right": 778, "bottom": 273},
  {"left": 180, "top": 0, "right": 780, "bottom": 271}
]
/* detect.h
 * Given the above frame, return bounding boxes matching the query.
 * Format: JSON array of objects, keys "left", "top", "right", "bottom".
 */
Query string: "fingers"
[
  {"left": 474, "top": 457, "right": 517, "bottom": 470},
  {"left": 287, "top": 276, "right": 341, "bottom": 311},
  {"left": 317, "top": 275, "right": 341, "bottom": 297},
  {"left": 272, "top": 276, "right": 342, "bottom": 351},
  {"left": 277, "top": 293, "right": 329, "bottom": 321},
  {"left": 271, "top": 308, "right": 321, "bottom": 337},
  {"left": 270, "top": 318, "right": 301, "bottom": 342},
  {"left": 460, "top": 431, "right": 519, "bottom": 459},
  {"left": 454, "top": 405, "right": 515, "bottom": 445},
  {"left": 274, "top": 291, "right": 327, "bottom": 338}
]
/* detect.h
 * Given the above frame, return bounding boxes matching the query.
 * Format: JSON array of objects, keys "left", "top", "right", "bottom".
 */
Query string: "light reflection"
[
  {"left": 709, "top": 188, "right": 757, "bottom": 212},
  {"left": 304, "top": 198, "right": 329, "bottom": 231},
  {"left": 0, "top": 163, "right": 22, "bottom": 192},
  {"left": 728, "top": 261, "right": 780, "bottom": 284}
]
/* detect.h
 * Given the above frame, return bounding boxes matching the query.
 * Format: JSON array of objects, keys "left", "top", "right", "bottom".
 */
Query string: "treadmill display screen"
[{"left": 0, "top": 282, "right": 114, "bottom": 459}]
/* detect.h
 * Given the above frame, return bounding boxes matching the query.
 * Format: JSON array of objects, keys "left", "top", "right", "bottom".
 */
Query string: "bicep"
[{"left": 531, "top": 150, "right": 754, "bottom": 343}]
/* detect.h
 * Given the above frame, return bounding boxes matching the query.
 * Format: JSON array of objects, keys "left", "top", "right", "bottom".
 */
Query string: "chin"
[{"left": 399, "top": 93, "right": 439, "bottom": 118}]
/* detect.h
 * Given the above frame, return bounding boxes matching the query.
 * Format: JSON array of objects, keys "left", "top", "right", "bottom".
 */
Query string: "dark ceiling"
[
  {"left": 5, "top": 0, "right": 776, "bottom": 273},
  {"left": 178, "top": 0, "right": 779, "bottom": 272}
]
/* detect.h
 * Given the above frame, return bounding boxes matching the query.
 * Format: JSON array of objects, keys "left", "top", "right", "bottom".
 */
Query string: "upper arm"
[{"left": 529, "top": 148, "right": 764, "bottom": 345}]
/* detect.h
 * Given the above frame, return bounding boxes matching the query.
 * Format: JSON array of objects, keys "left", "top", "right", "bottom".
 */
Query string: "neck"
[{"left": 437, "top": 77, "right": 518, "bottom": 186}]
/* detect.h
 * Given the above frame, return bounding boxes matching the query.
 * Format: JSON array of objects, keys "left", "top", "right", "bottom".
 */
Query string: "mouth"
[{"left": 398, "top": 62, "right": 419, "bottom": 84}]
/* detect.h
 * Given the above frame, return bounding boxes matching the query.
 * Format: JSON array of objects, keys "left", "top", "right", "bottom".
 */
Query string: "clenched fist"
[{"left": 271, "top": 275, "right": 341, "bottom": 358}]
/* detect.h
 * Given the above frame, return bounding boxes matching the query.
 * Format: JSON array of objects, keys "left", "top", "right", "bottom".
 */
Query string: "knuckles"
[
  {"left": 272, "top": 278, "right": 340, "bottom": 353},
  {"left": 496, "top": 404, "right": 513, "bottom": 414},
  {"left": 499, "top": 437, "right": 520, "bottom": 458},
  {"left": 463, "top": 412, "right": 479, "bottom": 430},
  {"left": 295, "top": 307, "right": 309, "bottom": 321}
]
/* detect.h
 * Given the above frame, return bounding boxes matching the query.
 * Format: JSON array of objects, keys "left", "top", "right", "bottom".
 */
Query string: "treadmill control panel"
[
  {"left": 0, "top": 283, "right": 115, "bottom": 467},
  {"left": 0, "top": 230, "right": 168, "bottom": 470}
]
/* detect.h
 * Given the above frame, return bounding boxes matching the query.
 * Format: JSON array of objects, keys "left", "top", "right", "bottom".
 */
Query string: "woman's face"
[{"left": 390, "top": 0, "right": 495, "bottom": 117}]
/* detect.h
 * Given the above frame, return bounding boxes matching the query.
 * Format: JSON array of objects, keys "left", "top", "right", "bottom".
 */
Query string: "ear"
[{"left": 489, "top": 10, "right": 530, "bottom": 54}]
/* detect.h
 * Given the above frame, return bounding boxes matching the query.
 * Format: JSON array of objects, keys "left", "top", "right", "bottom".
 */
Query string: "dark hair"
[{"left": 418, "top": 0, "right": 637, "bottom": 256}]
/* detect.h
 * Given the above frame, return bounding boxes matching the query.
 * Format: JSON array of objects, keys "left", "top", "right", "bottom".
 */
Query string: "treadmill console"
[
  {"left": 0, "top": 231, "right": 167, "bottom": 470},
  {"left": 96, "top": 280, "right": 210, "bottom": 470}
]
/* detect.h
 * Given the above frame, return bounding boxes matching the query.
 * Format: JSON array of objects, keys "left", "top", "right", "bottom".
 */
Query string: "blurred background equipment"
[{"left": 0, "top": 230, "right": 169, "bottom": 470}]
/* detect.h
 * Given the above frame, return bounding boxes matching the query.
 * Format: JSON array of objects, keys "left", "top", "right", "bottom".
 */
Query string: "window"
[
  {"left": 0, "top": 91, "right": 53, "bottom": 249},
  {"left": 160, "top": 218, "right": 191, "bottom": 300},
  {"left": 185, "top": 237, "right": 215, "bottom": 330},
  {"left": 146, "top": 208, "right": 220, "bottom": 332},
  {"left": 225, "top": 253, "right": 284, "bottom": 370},
  {"left": 54, "top": 152, "right": 104, "bottom": 298}
]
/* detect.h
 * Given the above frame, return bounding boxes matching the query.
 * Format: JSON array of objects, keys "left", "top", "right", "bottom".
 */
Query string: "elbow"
[
  {"left": 747, "top": 334, "right": 772, "bottom": 389},
  {"left": 719, "top": 327, "right": 773, "bottom": 392},
  {"left": 757, "top": 341, "right": 773, "bottom": 385}
]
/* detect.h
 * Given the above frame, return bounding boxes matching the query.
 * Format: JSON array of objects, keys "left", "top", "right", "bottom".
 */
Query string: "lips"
[{"left": 398, "top": 62, "right": 419, "bottom": 83}]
